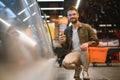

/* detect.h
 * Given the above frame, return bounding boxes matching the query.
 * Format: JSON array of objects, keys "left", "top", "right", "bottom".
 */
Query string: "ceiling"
[
  {"left": 37, "top": 0, "right": 84, "bottom": 17},
  {"left": 37, "top": 0, "right": 120, "bottom": 26}
]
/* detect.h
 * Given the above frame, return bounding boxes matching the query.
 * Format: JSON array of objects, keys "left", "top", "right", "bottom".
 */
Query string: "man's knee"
[
  {"left": 62, "top": 60, "right": 68, "bottom": 69},
  {"left": 62, "top": 60, "right": 75, "bottom": 69}
]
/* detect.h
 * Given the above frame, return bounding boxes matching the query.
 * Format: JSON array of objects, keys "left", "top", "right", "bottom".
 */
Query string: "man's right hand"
[{"left": 59, "top": 34, "right": 66, "bottom": 44}]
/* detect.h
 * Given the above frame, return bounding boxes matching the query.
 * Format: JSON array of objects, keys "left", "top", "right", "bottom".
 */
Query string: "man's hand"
[
  {"left": 59, "top": 34, "right": 66, "bottom": 44},
  {"left": 80, "top": 43, "right": 89, "bottom": 51}
]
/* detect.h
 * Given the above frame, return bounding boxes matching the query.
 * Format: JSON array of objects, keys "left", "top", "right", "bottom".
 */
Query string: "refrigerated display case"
[{"left": 0, "top": 0, "right": 57, "bottom": 80}]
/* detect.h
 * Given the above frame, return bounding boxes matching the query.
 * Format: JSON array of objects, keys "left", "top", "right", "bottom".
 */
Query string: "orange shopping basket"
[{"left": 89, "top": 47, "right": 108, "bottom": 63}]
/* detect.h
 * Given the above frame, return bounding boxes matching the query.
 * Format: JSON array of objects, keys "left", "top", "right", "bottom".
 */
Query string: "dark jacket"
[{"left": 62, "top": 23, "right": 99, "bottom": 52}]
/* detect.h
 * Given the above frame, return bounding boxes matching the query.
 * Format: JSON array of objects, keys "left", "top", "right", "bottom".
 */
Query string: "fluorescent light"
[
  {"left": 44, "top": 20, "right": 50, "bottom": 22},
  {"left": 0, "top": 1, "right": 5, "bottom": 7},
  {"left": 37, "top": 0, "right": 64, "bottom": 2},
  {"left": 32, "top": 12, "right": 36, "bottom": 16},
  {"left": 0, "top": 18, "right": 11, "bottom": 27},
  {"left": 75, "top": 0, "right": 81, "bottom": 9},
  {"left": 42, "top": 15, "right": 63, "bottom": 18},
  {"left": 47, "top": 20, "right": 50, "bottom": 22},
  {"left": 41, "top": 7, "right": 64, "bottom": 10},
  {"left": 42, "top": 16, "right": 50, "bottom": 18},
  {"left": 17, "top": 2, "right": 36, "bottom": 15},
  {"left": 23, "top": 16, "right": 30, "bottom": 22},
  {"left": 18, "top": 9, "right": 26, "bottom": 15},
  {"left": 22, "top": 12, "right": 36, "bottom": 22},
  {"left": 58, "top": 15, "right": 63, "bottom": 17},
  {"left": 24, "top": 0, "right": 29, "bottom": 5}
]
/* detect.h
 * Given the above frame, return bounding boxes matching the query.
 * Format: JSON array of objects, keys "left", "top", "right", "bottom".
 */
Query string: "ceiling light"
[
  {"left": 41, "top": 7, "right": 64, "bottom": 10},
  {"left": 42, "top": 16, "right": 50, "bottom": 18},
  {"left": 0, "top": 18, "right": 11, "bottom": 27},
  {"left": 75, "top": 0, "right": 81, "bottom": 9},
  {"left": 42, "top": 15, "right": 62, "bottom": 18},
  {"left": 44, "top": 20, "right": 50, "bottom": 22},
  {"left": 37, "top": 0, "right": 64, "bottom": 2},
  {"left": 58, "top": 15, "right": 63, "bottom": 17}
]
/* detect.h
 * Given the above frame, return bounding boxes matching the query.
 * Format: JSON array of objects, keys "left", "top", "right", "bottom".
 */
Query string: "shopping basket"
[{"left": 89, "top": 47, "right": 108, "bottom": 62}]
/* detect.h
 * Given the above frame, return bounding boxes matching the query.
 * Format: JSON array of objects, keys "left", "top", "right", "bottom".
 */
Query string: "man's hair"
[{"left": 67, "top": 6, "right": 78, "bottom": 13}]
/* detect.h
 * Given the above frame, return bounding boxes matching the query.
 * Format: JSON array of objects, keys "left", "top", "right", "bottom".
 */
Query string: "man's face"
[{"left": 67, "top": 10, "right": 79, "bottom": 24}]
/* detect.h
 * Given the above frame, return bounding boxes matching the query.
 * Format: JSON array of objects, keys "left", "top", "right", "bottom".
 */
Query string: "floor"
[
  {"left": 0, "top": 59, "right": 120, "bottom": 80},
  {"left": 56, "top": 62, "right": 120, "bottom": 80}
]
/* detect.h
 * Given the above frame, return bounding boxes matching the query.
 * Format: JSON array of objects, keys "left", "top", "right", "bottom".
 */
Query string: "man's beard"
[{"left": 70, "top": 18, "right": 77, "bottom": 24}]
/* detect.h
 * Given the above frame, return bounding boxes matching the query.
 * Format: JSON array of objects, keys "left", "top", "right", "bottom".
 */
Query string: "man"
[{"left": 59, "top": 6, "right": 99, "bottom": 80}]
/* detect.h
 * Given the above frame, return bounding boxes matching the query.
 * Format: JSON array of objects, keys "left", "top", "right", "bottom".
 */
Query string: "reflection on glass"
[{"left": 0, "top": 0, "right": 58, "bottom": 80}]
